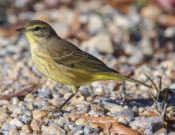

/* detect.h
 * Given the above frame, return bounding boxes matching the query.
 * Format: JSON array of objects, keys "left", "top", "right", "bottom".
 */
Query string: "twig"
[{"left": 0, "top": 82, "right": 44, "bottom": 100}]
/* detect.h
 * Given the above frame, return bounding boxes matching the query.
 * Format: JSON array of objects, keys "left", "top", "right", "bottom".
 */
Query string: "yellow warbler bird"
[{"left": 16, "top": 20, "right": 151, "bottom": 108}]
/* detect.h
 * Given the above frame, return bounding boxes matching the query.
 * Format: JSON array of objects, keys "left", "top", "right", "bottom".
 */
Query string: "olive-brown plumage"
[{"left": 17, "top": 20, "right": 151, "bottom": 108}]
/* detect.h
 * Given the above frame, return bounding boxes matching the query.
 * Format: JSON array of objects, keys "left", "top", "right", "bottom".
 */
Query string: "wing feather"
[{"left": 48, "top": 38, "right": 109, "bottom": 72}]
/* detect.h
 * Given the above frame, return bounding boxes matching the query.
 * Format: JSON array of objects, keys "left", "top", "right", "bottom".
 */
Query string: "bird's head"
[{"left": 16, "top": 20, "right": 57, "bottom": 45}]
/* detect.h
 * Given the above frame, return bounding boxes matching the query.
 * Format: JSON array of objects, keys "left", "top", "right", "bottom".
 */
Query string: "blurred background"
[{"left": 0, "top": 0, "right": 175, "bottom": 134}]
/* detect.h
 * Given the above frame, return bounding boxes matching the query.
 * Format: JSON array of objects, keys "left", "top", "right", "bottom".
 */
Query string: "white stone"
[
  {"left": 87, "top": 15, "right": 103, "bottom": 34},
  {"left": 10, "top": 118, "right": 24, "bottom": 129},
  {"left": 41, "top": 123, "right": 65, "bottom": 135},
  {"left": 82, "top": 34, "right": 113, "bottom": 54}
]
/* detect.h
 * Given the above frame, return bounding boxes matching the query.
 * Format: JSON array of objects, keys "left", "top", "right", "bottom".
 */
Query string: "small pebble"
[
  {"left": 87, "top": 96, "right": 93, "bottom": 102},
  {"left": 72, "top": 96, "right": 85, "bottom": 104},
  {"left": 123, "top": 109, "right": 135, "bottom": 121},
  {"left": 8, "top": 129, "right": 19, "bottom": 135},
  {"left": 0, "top": 107, "right": 7, "bottom": 115},
  {"left": 77, "top": 104, "right": 89, "bottom": 113},
  {"left": 2, "top": 123, "right": 16, "bottom": 131},
  {"left": 138, "top": 107, "right": 145, "bottom": 113},
  {"left": 131, "top": 126, "right": 138, "bottom": 130},
  {"left": 75, "top": 118, "right": 86, "bottom": 126},
  {"left": 118, "top": 117, "right": 127, "bottom": 124},
  {"left": 41, "top": 123, "right": 65, "bottom": 135},
  {"left": 30, "top": 120, "right": 40, "bottom": 132},
  {"left": 18, "top": 111, "right": 32, "bottom": 124},
  {"left": 28, "top": 103, "right": 34, "bottom": 110},
  {"left": 89, "top": 123, "right": 98, "bottom": 129},
  {"left": 74, "top": 130, "right": 84, "bottom": 135},
  {"left": 84, "top": 126, "right": 93, "bottom": 135},
  {"left": 94, "top": 87, "right": 104, "bottom": 96},
  {"left": 11, "top": 97, "right": 19, "bottom": 105},
  {"left": 87, "top": 14, "right": 103, "bottom": 34},
  {"left": 24, "top": 93, "right": 34, "bottom": 102},
  {"left": 34, "top": 97, "right": 49, "bottom": 109},
  {"left": 88, "top": 110, "right": 97, "bottom": 116},
  {"left": 71, "top": 125, "right": 84, "bottom": 134},
  {"left": 32, "top": 110, "right": 48, "bottom": 120},
  {"left": 38, "top": 87, "right": 53, "bottom": 98},
  {"left": 64, "top": 92, "right": 72, "bottom": 100},
  {"left": 21, "top": 125, "right": 32, "bottom": 134},
  {"left": 64, "top": 122, "right": 75, "bottom": 131},
  {"left": 67, "top": 113, "right": 77, "bottom": 122},
  {"left": 52, "top": 112, "right": 63, "bottom": 118},
  {"left": 49, "top": 97, "right": 62, "bottom": 106},
  {"left": 107, "top": 105, "right": 124, "bottom": 113},
  {"left": 166, "top": 67, "right": 175, "bottom": 79},
  {"left": 10, "top": 118, "right": 24, "bottom": 129},
  {"left": 0, "top": 102, "right": 3, "bottom": 107},
  {"left": 58, "top": 117, "right": 69, "bottom": 125}
]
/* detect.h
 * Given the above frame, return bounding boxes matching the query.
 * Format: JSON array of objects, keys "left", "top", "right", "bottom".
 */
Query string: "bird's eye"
[{"left": 34, "top": 27, "right": 40, "bottom": 31}]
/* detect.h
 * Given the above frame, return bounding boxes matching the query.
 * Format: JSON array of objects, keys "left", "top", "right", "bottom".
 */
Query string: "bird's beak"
[{"left": 16, "top": 27, "right": 27, "bottom": 32}]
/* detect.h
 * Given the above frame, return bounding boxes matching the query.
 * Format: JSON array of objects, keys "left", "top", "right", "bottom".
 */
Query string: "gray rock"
[
  {"left": 98, "top": 98, "right": 124, "bottom": 113},
  {"left": 123, "top": 109, "right": 135, "bottom": 121},
  {"left": 130, "top": 116, "right": 164, "bottom": 132},
  {"left": 92, "top": 128, "right": 101, "bottom": 133},
  {"left": 38, "top": 87, "right": 53, "bottom": 98},
  {"left": 88, "top": 110, "right": 97, "bottom": 116},
  {"left": 58, "top": 117, "right": 69, "bottom": 125},
  {"left": 84, "top": 126, "right": 93, "bottom": 135},
  {"left": 144, "top": 128, "right": 153, "bottom": 135},
  {"left": 110, "top": 111, "right": 123, "bottom": 117},
  {"left": 18, "top": 111, "right": 32, "bottom": 124},
  {"left": 2, "top": 123, "right": 16, "bottom": 131},
  {"left": 71, "top": 125, "right": 84, "bottom": 134},
  {"left": 33, "top": 99, "right": 49, "bottom": 109},
  {"left": 65, "top": 122, "right": 75, "bottom": 130},
  {"left": 77, "top": 105, "right": 89, "bottom": 113},
  {"left": 98, "top": 97, "right": 123, "bottom": 106},
  {"left": 0, "top": 102, "right": 3, "bottom": 107},
  {"left": 74, "top": 130, "right": 84, "bottom": 135},
  {"left": 52, "top": 112, "right": 63, "bottom": 118}
]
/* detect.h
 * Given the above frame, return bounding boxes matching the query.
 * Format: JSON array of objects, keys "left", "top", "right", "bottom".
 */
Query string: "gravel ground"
[{"left": 0, "top": 0, "right": 175, "bottom": 134}]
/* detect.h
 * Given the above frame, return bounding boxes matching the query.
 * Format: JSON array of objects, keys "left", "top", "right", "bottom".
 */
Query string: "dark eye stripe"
[{"left": 34, "top": 27, "right": 40, "bottom": 31}]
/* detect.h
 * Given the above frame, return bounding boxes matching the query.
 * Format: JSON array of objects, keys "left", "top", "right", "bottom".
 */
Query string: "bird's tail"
[{"left": 92, "top": 70, "right": 151, "bottom": 88}]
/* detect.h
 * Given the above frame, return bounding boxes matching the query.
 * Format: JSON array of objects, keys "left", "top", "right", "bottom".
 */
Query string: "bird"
[{"left": 16, "top": 20, "right": 151, "bottom": 109}]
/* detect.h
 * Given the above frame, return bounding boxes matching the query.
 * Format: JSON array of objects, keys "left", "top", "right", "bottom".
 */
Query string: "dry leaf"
[
  {"left": 0, "top": 83, "right": 43, "bottom": 100},
  {"left": 148, "top": 110, "right": 160, "bottom": 117},
  {"left": 83, "top": 116, "right": 139, "bottom": 135},
  {"left": 108, "top": 0, "right": 134, "bottom": 14}
]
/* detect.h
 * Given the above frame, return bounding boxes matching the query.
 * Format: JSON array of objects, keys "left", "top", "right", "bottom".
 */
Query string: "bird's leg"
[
  {"left": 88, "top": 84, "right": 94, "bottom": 97},
  {"left": 60, "top": 85, "right": 80, "bottom": 109}
]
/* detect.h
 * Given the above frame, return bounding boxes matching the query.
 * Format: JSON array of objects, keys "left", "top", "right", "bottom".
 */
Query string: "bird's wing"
[{"left": 48, "top": 39, "right": 109, "bottom": 72}]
